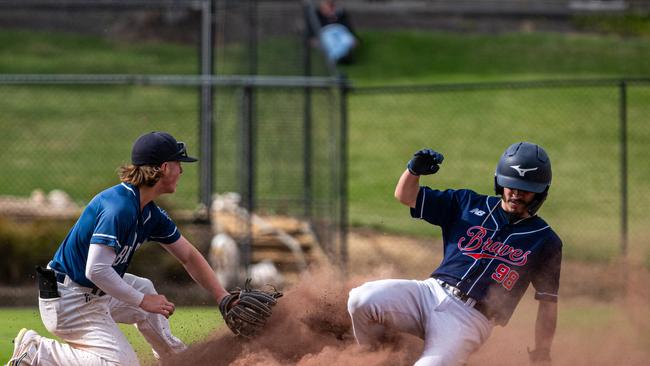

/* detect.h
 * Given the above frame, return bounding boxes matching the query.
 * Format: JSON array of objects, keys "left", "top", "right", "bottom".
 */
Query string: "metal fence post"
[
  {"left": 248, "top": 0, "right": 258, "bottom": 75},
  {"left": 240, "top": 85, "right": 255, "bottom": 273},
  {"left": 619, "top": 80, "right": 628, "bottom": 256},
  {"left": 339, "top": 75, "right": 349, "bottom": 273},
  {"left": 199, "top": 0, "right": 215, "bottom": 218},
  {"left": 303, "top": 1, "right": 313, "bottom": 220}
]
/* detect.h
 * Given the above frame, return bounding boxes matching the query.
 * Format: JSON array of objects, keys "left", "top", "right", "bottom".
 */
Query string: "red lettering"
[
  {"left": 497, "top": 244, "right": 514, "bottom": 257},
  {"left": 491, "top": 263, "right": 520, "bottom": 291},
  {"left": 457, "top": 226, "right": 486, "bottom": 251},
  {"left": 509, "top": 250, "right": 531, "bottom": 265},
  {"left": 488, "top": 241, "right": 502, "bottom": 254},
  {"left": 458, "top": 226, "right": 531, "bottom": 267},
  {"left": 481, "top": 238, "right": 493, "bottom": 251}
]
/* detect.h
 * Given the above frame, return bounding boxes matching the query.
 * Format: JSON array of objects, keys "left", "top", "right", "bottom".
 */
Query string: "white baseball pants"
[
  {"left": 348, "top": 278, "right": 493, "bottom": 366},
  {"left": 35, "top": 273, "right": 186, "bottom": 365}
]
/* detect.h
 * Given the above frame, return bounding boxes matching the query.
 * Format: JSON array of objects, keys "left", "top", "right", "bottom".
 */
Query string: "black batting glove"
[{"left": 407, "top": 148, "right": 444, "bottom": 176}]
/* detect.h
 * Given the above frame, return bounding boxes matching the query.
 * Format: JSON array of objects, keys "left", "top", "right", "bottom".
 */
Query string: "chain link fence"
[
  {"left": 1, "top": 0, "right": 648, "bottom": 293},
  {"left": 348, "top": 78, "right": 650, "bottom": 263},
  {"left": 0, "top": 0, "right": 348, "bottom": 291}
]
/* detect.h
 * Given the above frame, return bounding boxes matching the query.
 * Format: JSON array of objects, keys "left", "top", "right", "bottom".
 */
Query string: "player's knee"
[
  {"left": 117, "top": 348, "right": 140, "bottom": 366},
  {"left": 347, "top": 283, "right": 376, "bottom": 316},
  {"left": 138, "top": 277, "right": 157, "bottom": 295},
  {"left": 124, "top": 274, "right": 158, "bottom": 295}
]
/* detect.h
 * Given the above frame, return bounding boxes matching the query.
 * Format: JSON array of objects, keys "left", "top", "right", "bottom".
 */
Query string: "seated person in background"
[{"left": 313, "top": 0, "right": 360, "bottom": 64}]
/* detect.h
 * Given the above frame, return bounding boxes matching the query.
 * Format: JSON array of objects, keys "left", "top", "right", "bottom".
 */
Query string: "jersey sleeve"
[
  {"left": 149, "top": 206, "right": 181, "bottom": 244},
  {"left": 90, "top": 207, "right": 123, "bottom": 253},
  {"left": 410, "top": 187, "right": 459, "bottom": 227},
  {"left": 531, "top": 235, "right": 562, "bottom": 302}
]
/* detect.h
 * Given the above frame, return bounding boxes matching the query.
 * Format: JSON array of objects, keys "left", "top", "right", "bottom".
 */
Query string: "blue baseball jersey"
[
  {"left": 411, "top": 187, "right": 562, "bottom": 325},
  {"left": 49, "top": 182, "right": 181, "bottom": 288}
]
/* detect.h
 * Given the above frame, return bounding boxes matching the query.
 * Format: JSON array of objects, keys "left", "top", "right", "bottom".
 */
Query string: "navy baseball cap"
[{"left": 131, "top": 131, "right": 198, "bottom": 166}]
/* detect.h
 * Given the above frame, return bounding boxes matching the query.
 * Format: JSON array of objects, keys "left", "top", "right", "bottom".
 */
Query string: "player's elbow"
[
  {"left": 394, "top": 189, "right": 416, "bottom": 208},
  {"left": 394, "top": 190, "right": 405, "bottom": 205},
  {"left": 85, "top": 264, "right": 103, "bottom": 283}
]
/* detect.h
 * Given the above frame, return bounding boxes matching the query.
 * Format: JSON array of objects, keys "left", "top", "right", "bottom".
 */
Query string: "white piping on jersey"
[
  {"left": 535, "top": 291, "right": 558, "bottom": 297},
  {"left": 481, "top": 196, "right": 500, "bottom": 229},
  {"left": 150, "top": 227, "right": 178, "bottom": 239},
  {"left": 459, "top": 197, "right": 501, "bottom": 283},
  {"left": 142, "top": 210, "right": 152, "bottom": 225},
  {"left": 466, "top": 224, "right": 551, "bottom": 294},
  {"left": 502, "top": 225, "right": 550, "bottom": 242},
  {"left": 419, "top": 189, "right": 426, "bottom": 218},
  {"left": 121, "top": 182, "right": 136, "bottom": 196},
  {"left": 91, "top": 233, "right": 121, "bottom": 247}
]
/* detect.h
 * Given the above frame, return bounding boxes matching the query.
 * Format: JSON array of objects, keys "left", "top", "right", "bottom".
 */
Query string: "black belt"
[
  {"left": 436, "top": 280, "right": 475, "bottom": 303},
  {"left": 55, "top": 272, "right": 105, "bottom": 297},
  {"left": 435, "top": 279, "right": 490, "bottom": 319}
]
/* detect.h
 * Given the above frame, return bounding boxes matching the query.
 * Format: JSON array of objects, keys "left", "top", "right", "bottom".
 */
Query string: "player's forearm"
[
  {"left": 534, "top": 301, "right": 557, "bottom": 351},
  {"left": 395, "top": 169, "right": 420, "bottom": 208},
  {"left": 85, "top": 244, "right": 145, "bottom": 306},
  {"left": 181, "top": 246, "right": 229, "bottom": 303}
]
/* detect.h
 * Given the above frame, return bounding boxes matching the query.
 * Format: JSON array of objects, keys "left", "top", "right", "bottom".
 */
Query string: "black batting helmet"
[{"left": 494, "top": 142, "right": 552, "bottom": 215}]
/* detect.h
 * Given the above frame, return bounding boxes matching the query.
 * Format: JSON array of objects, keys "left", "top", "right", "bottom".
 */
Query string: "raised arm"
[
  {"left": 395, "top": 169, "right": 420, "bottom": 208},
  {"left": 395, "top": 148, "right": 444, "bottom": 208}
]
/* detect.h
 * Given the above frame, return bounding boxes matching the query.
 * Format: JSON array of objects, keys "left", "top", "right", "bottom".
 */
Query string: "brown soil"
[{"left": 162, "top": 229, "right": 650, "bottom": 366}]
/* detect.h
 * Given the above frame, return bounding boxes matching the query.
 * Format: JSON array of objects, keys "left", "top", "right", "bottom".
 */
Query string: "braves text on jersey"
[{"left": 412, "top": 187, "right": 562, "bottom": 325}]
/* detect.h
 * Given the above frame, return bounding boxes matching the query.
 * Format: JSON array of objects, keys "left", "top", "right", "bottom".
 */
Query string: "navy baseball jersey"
[
  {"left": 411, "top": 187, "right": 562, "bottom": 325},
  {"left": 49, "top": 182, "right": 181, "bottom": 288}
]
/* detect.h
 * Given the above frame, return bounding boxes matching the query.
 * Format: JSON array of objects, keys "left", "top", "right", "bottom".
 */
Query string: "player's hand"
[
  {"left": 528, "top": 347, "right": 551, "bottom": 366},
  {"left": 407, "top": 148, "right": 444, "bottom": 176},
  {"left": 140, "top": 294, "right": 176, "bottom": 318}
]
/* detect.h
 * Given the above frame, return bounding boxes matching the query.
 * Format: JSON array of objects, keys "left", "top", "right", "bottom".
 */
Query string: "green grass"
[
  {"left": 1, "top": 28, "right": 650, "bottom": 262},
  {"left": 341, "top": 30, "right": 650, "bottom": 85},
  {"left": 0, "top": 307, "right": 220, "bottom": 364},
  {"left": 0, "top": 30, "right": 197, "bottom": 75},
  {"left": 574, "top": 14, "right": 650, "bottom": 37},
  {"left": 347, "top": 87, "right": 650, "bottom": 261},
  {"left": 0, "top": 85, "right": 201, "bottom": 209},
  {"left": 338, "top": 30, "right": 650, "bottom": 262}
]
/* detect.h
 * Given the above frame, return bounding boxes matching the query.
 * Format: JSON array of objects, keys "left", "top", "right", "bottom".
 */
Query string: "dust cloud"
[
  {"left": 162, "top": 261, "right": 650, "bottom": 366},
  {"left": 472, "top": 263, "right": 650, "bottom": 366},
  {"left": 162, "top": 266, "right": 420, "bottom": 366}
]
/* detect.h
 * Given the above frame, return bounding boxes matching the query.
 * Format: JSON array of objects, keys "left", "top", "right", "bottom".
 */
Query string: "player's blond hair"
[{"left": 118, "top": 164, "right": 162, "bottom": 187}]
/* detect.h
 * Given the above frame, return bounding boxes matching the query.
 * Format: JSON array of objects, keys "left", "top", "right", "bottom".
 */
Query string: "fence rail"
[
  {"left": 0, "top": 74, "right": 347, "bottom": 88},
  {"left": 352, "top": 77, "right": 650, "bottom": 94}
]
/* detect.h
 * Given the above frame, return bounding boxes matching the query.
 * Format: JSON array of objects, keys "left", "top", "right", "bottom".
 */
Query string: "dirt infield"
[{"left": 162, "top": 231, "right": 650, "bottom": 366}]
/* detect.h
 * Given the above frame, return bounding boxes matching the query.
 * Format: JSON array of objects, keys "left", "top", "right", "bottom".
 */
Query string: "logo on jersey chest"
[
  {"left": 457, "top": 226, "right": 531, "bottom": 266},
  {"left": 469, "top": 208, "right": 486, "bottom": 216}
]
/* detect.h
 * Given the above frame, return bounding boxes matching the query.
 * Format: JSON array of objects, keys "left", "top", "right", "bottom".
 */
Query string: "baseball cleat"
[{"left": 6, "top": 328, "right": 40, "bottom": 366}]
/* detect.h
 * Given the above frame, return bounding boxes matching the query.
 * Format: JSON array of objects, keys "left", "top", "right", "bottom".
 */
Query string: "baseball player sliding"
[
  {"left": 348, "top": 142, "right": 562, "bottom": 366},
  {"left": 7, "top": 132, "right": 238, "bottom": 366}
]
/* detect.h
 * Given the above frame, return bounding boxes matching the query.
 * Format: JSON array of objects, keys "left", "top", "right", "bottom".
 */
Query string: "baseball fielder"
[
  {"left": 7, "top": 132, "right": 232, "bottom": 365},
  {"left": 348, "top": 142, "right": 562, "bottom": 366}
]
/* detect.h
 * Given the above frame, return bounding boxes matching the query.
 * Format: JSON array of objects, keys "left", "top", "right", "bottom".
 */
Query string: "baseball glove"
[{"left": 218, "top": 278, "right": 283, "bottom": 338}]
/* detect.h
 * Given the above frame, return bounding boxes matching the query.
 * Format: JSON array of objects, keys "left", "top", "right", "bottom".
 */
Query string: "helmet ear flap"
[
  {"left": 494, "top": 176, "right": 504, "bottom": 195},
  {"left": 527, "top": 187, "right": 550, "bottom": 216}
]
